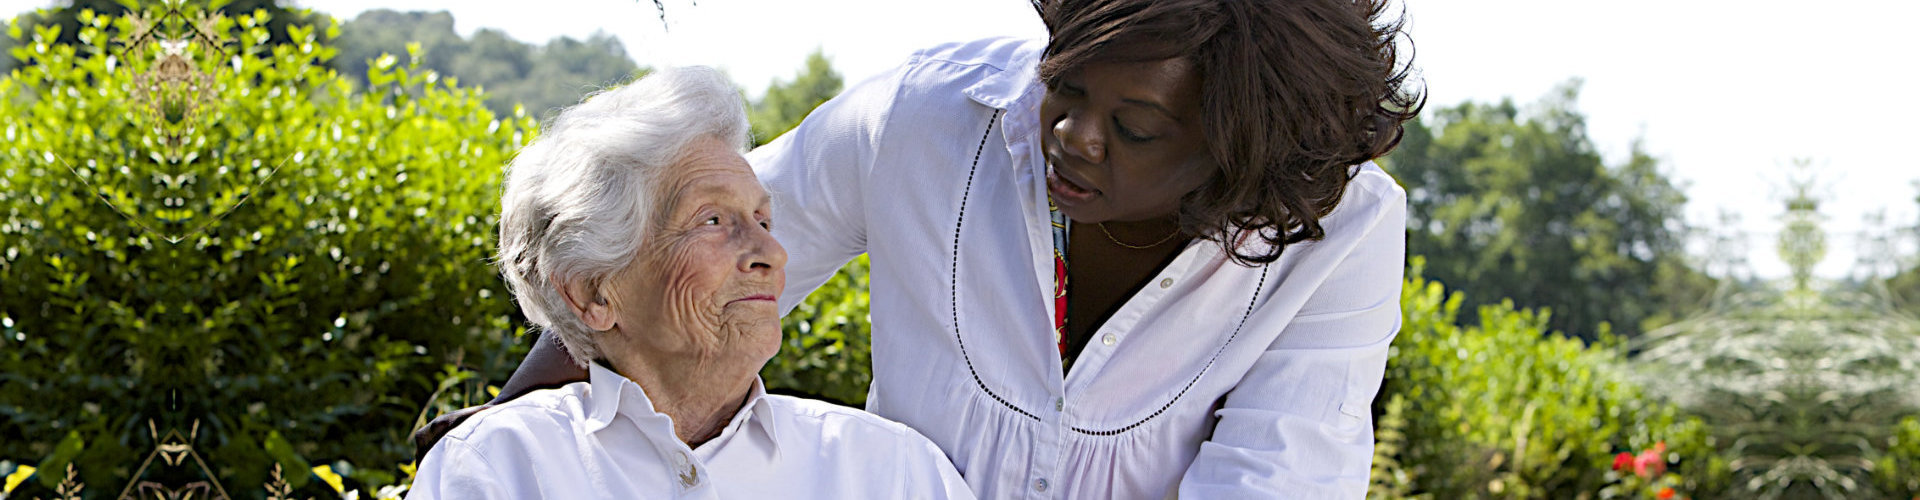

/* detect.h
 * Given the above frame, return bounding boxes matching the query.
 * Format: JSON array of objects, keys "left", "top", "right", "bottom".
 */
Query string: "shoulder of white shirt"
[
  {"left": 438, "top": 383, "right": 591, "bottom": 444},
  {"left": 906, "top": 36, "right": 1041, "bottom": 74},
  {"left": 760, "top": 394, "right": 928, "bottom": 442}
]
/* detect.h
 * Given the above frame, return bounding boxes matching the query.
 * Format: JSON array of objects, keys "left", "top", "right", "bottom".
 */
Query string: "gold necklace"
[{"left": 1096, "top": 222, "right": 1182, "bottom": 249}]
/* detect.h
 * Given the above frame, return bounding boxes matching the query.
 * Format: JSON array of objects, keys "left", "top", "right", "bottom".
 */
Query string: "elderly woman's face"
[{"left": 605, "top": 136, "right": 786, "bottom": 368}]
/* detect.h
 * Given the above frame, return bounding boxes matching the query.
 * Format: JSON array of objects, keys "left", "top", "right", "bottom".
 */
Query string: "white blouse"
[
  {"left": 750, "top": 38, "right": 1407, "bottom": 499},
  {"left": 407, "top": 363, "right": 973, "bottom": 499}
]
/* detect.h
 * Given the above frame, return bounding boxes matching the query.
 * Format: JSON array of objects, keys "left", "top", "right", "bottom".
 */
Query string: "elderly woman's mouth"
[{"left": 727, "top": 294, "right": 778, "bottom": 306}]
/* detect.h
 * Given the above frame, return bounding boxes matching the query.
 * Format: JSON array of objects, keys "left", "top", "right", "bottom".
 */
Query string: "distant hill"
[{"left": 331, "top": 9, "right": 643, "bottom": 120}]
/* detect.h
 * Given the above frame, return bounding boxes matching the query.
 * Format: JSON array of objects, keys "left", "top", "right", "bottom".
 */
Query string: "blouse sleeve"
[
  {"left": 405, "top": 438, "right": 513, "bottom": 500},
  {"left": 1176, "top": 171, "right": 1408, "bottom": 499},
  {"left": 746, "top": 65, "right": 905, "bottom": 315}
]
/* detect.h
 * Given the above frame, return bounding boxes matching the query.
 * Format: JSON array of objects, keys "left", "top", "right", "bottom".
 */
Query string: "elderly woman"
[{"left": 406, "top": 67, "right": 972, "bottom": 499}]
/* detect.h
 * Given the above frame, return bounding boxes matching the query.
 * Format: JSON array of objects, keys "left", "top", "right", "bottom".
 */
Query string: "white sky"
[{"left": 6, "top": 0, "right": 1916, "bottom": 279}]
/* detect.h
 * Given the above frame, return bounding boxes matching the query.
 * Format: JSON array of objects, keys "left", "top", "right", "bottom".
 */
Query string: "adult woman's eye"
[
  {"left": 1114, "top": 119, "right": 1153, "bottom": 143},
  {"left": 1050, "top": 81, "right": 1085, "bottom": 97},
  {"left": 702, "top": 216, "right": 721, "bottom": 226}
]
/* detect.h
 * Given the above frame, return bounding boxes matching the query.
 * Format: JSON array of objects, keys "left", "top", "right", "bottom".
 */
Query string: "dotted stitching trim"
[
  {"left": 1069, "top": 265, "right": 1269, "bottom": 436},
  {"left": 950, "top": 110, "right": 1040, "bottom": 422}
]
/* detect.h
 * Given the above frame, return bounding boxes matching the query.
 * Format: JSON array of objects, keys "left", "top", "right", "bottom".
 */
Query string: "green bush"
[
  {"left": 1877, "top": 416, "right": 1920, "bottom": 496},
  {"left": 763, "top": 255, "right": 872, "bottom": 406},
  {"left": 1370, "top": 257, "right": 1724, "bottom": 499},
  {"left": 0, "top": 5, "right": 530, "bottom": 497}
]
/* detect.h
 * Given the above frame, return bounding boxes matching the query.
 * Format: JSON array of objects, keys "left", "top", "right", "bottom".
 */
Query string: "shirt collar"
[
  {"left": 961, "top": 38, "right": 1046, "bottom": 112},
  {"left": 581, "top": 361, "right": 779, "bottom": 446}
]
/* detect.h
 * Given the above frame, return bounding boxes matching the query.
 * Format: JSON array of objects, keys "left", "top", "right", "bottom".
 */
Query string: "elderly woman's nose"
[
  {"left": 1053, "top": 111, "right": 1105, "bottom": 164},
  {"left": 741, "top": 224, "right": 787, "bottom": 273}
]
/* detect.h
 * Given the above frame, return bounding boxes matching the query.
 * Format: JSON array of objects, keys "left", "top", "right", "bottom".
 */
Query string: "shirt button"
[
  {"left": 1159, "top": 278, "right": 1174, "bottom": 289},
  {"left": 1034, "top": 478, "right": 1049, "bottom": 492},
  {"left": 1054, "top": 397, "right": 1063, "bottom": 411},
  {"left": 1102, "top": 333, "right": 1117, "bottom": 346}
]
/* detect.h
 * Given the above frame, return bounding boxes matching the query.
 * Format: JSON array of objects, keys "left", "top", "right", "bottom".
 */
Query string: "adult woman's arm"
[
  {"left": 747, "top": 62, "right": 904, "bottom": 313},
  {"left": 1176, "top": 168, "right": 1408, "bottom": 499}
]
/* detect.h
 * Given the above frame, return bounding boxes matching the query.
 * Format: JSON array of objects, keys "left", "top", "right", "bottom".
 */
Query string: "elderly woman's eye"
[{"left": 703, "top": 216, "right": 721, "bottom": 226}]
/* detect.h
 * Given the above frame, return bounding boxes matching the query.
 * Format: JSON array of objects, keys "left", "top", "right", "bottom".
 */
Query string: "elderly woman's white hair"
[{"left": 496, "top": 66, "right": 750, "bottom": 368}]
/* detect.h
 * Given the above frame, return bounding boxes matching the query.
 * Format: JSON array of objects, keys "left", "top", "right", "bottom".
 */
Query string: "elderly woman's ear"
[{"left": 557, "top": 278, "right": 618, "bottom": 332}]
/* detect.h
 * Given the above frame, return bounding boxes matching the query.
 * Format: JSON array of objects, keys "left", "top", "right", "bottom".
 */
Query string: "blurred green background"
[{"left": 0, "top": 2, "right": 1915, "bottom": 499}]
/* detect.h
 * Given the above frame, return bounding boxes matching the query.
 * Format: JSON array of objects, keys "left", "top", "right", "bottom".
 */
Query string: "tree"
[
  {"left": 0, "top": 14, "right": 12, "bottom": 75},
  {"left": 329, "top": 9, "right": 641, "bottom": 120},
  {"left": 749, "top": 49, "right": 842, "bottom": 146},
  {"left": 1630, "top": 174, "right": 1920, "bottom": 498},
  {"left": 1889, "top": 183, "right": 1920, "bottom": 308},
  {"left": 330, "top": 10, "right": 464, "bottom": 85},
  {"left": 506, "top": 32, "right": 640, "bottom": 119},
  {"left": 1383, "top": 80, "right": 1712, "bottom": 340}
]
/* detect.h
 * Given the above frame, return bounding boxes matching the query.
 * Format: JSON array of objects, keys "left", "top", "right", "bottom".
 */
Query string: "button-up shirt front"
[
  {"left": 408, "top": 363, "right": 973, "bottom": 499},
  {"left": 751, "top": 37, "right": 1406, "bottom": 499}
]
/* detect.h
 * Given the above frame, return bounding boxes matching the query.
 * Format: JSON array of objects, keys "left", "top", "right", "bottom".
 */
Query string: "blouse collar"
[{"left": 582, "top": 360, "right": 780, "bottom": 447}]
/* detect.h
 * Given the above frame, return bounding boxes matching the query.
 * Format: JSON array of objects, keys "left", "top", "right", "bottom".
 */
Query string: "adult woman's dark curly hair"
[{"left": 1034, "top": 0, "right": 1424, "bottom": 265}]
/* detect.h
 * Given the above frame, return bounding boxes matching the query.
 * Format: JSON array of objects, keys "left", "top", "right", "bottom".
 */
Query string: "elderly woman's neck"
[{"left": 605, "top": 355, "right": 755, "bottom": 446}]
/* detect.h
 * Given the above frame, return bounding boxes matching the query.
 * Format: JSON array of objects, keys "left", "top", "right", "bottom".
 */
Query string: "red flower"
[
  {"left": 1612, "top": 452, "right": 1633, "bottom": 471},
  {"left": 1634, "top": 449, "right": 1667, "bottom": 477},
  {"left": 1657, "top": 486, "right": 1675, "bottom": 499}
]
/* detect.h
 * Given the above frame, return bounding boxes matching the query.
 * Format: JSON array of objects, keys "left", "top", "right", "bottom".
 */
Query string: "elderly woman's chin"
[{"left": 719, "top": 306, "right": 783, "bottom": 364}]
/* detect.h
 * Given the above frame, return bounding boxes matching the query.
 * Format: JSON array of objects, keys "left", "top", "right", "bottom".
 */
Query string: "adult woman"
[
  {"left": 421, "top": 0, "right": 1421, "bottom": 497},
  {"left": 406, "top": 67, "right": 971, "bottom": 499}
]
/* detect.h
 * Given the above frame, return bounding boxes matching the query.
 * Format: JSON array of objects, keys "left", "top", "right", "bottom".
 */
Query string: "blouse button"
[
  {"left": 1159, "top": 278, "right": 1174, "bottom": 289},
  {"left": 1034, "top": 478, "right": 1049, "bottom": 492},
  {"left": 1054, "top": 397, "right": 1063, "bottom": 411},
  {"left": 1102, "top": 333, "right": 1117, "bottom": 346}
]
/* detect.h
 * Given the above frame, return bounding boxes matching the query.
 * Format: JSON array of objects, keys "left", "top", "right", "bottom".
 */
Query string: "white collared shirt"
[
  {"left": 750, "top": 37, "right": 1406, "bottom": 499},
  {"left": 407, "top": 363, "right": 974, "bottom": 499}
]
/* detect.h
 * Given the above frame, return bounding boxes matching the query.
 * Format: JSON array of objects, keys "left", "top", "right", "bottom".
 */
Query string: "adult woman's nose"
[{"left": 1053, "top": 111, "right": 1105, "bottom": 165}]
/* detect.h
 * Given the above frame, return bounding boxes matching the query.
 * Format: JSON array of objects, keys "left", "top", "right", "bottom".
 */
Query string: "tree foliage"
[
  {"left": 1630, "top": 178, "right": 1920, "bottom": 499},
  {"left": 330, "top": 9, "right": 641, "bottom": 121},
  {"left": 0, "top": 5, "right": 530, "bottom": 496},
  {"left": 1889, "top": 184, "right": 1920, "bottom": 308},
  {"left": 1385, "top": 81, "right": 1714, "bottom": 340},
  {"left": 749, "top": 49, "right": 842, "bottom": 146},
  {"left": 1370, "top": 258, "right": 1722, "bottom": 499}
]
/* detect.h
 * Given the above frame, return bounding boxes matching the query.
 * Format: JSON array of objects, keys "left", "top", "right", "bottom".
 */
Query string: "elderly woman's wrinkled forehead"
[{"left": 651, "top": 136, "right": 771, "bottom": 223}]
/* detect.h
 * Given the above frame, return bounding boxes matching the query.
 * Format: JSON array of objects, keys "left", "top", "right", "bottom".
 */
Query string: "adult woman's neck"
[{"left": 603, "top": 344, "right": 755, "bottom": 447}]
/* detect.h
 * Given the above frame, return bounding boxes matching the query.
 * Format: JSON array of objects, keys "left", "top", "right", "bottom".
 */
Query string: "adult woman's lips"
[{"left": 1047, "top": 165, "right": 1100, "bottom": 206}]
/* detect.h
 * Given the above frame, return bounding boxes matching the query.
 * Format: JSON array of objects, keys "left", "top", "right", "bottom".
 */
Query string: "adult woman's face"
[
  {"left": 1039, "top": 57, "right": 1215, "bottom": 223},
  {"left": 603, "top": 135, "right": 786, "bottom": 371}
]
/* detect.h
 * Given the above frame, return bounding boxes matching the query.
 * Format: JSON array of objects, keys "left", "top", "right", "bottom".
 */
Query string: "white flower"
[{"left": 375, "top": 484, "right": 410, "bottom": 500}]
